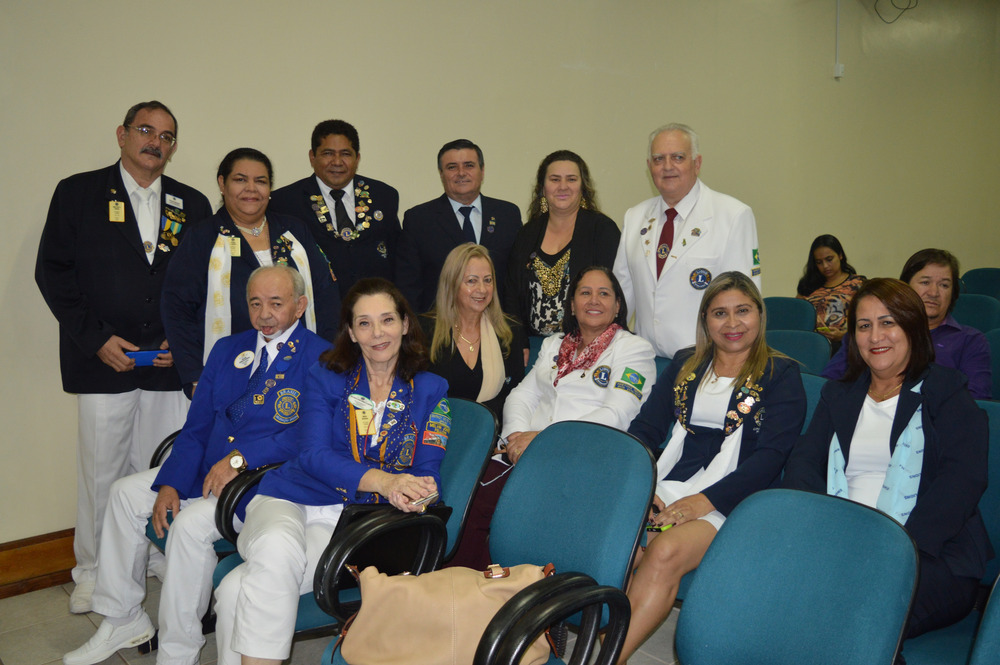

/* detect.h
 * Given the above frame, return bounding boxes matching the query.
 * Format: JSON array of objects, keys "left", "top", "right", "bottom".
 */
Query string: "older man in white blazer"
[{"left": 613, "top": 123, "right": 761, "bottom": 359}]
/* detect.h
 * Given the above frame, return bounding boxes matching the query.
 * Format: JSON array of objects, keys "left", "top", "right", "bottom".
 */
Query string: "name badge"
[
  {"left": 234, "top": 350, "right": 254, "bottom": 369},
  {"left": 355, "top": 408, "right": 375, "bottom": 436},
  {"left": 229, "top": 236, "right": 241, "bottom": 257},
  {"left": 109, "top": 201, "right": 125, "bottom": 222},
  {"left": 165, "top": 194, "right": 183, "bottom": 209}
]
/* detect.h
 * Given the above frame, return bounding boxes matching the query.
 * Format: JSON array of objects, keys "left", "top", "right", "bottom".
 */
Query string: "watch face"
[{"left": 230, "top": 455, "right": 244, "bottom": 469}]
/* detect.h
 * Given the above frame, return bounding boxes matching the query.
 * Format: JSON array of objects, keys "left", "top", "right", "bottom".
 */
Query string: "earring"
[
  {"left": 580, "top": 197, "right": 588, "bottom": 210},
  {"left": 539, "top": 197, "right": 548, "bottom": 214}
]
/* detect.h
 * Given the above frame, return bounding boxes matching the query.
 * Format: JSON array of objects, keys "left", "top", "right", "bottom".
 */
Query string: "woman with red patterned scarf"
[{"left": 447, "top": 266, "right": 656, "bottom": 569}]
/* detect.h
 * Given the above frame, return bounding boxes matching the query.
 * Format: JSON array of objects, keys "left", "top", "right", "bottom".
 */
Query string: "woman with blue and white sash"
[
  {"left": 620, "top": 271, "right": 807, "bottom": 664},
  {"left": 783, "top": 277, "right": 992, "bottom": 641},
  {"left": 162, "top": 148, "right": 340, "bottom": 396}
]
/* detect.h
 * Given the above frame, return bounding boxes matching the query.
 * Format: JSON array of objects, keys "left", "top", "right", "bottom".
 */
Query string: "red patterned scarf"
[{"left": 553, "top": 324, "right": 622, "bottom": 386}]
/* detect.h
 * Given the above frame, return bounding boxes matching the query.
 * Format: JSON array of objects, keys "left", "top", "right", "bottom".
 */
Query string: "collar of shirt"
[
  {"left": 252, "top": 320, "right": 300, "bottom": 372},
  {"left": 315, "top": 176, "right": 357, "bottom": 228},
  {"left": 448, "top": 194, "right": 483, "bottom": 242},
  {"left": 120, "top": 162, "right": 162, "bottom": 209},
  {"left": 655, "top": 179, "right": 701, "bottom": 228}
]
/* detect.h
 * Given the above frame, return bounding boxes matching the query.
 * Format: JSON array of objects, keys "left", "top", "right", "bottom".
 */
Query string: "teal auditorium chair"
[
  {"left": 211, "top": 398, "right": 498, "bottom": 637},
  {"left": 985, "top": 328, "right": 1000, "bottom": 400},
  {"left": 953, "top": 293, "right": 1000, "bottom": 334},
  {"left": 766, "top": 329, "right": 831, "bottom": 375},
  {"left": 800, "top": 373, "right": 827, "bottom": 433},
  {"left": 897, "top": 399, "right": 1000, "bottom": 664},
  {"left": 527, "top": 334, "right": 545, "bottom": 372},
  {"left": 904, "top": 577, "right": 1000, "bottom": 665},
  {"left": 763, "top": 296, "right": 816, "bottom": 331},
  {"left": 321, "top": 420, "right": 657, "bottom": 665},
  {"left": 970, "top": 576, "right": 1000, "bottom": 665},
  {"left": 962, "top": 267, "right": 1000, "bottom": 302},
  {"left": 675, "top": 489, "right": 918, "bottom": 665}
]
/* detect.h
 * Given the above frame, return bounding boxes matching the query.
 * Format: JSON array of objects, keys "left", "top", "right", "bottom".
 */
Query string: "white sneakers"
[
  {"left": 63, "top": 612, "right": 155, "bottom": 665},
  {"left": 68, "top": 580, "right": 95, "bottom": 614}
]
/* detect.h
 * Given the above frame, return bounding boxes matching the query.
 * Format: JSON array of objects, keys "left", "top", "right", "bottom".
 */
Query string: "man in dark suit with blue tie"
[
  {"left": 63, "top": 265, "right": 329, "bottom": 665},
  {"left": 269, "top": 119, "right": 399, "bottom": 299},
  {"left": 396, "top": 139, "right": 521, "bottom": 312}
]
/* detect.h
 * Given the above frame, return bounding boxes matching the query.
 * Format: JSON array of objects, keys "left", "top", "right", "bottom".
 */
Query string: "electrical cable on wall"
[{"left": 875, "top": 0, "right": 918, "bottom": 24}]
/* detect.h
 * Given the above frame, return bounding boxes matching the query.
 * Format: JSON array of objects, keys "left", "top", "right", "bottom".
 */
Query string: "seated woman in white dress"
[{"left": 619, "top": 271, "right": 807, "bottom": 664}]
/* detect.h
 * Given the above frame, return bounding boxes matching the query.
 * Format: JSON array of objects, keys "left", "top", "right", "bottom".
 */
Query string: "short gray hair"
[
  {"left": 648, "top": 123, "right": 700, "bottom": 160},
  {"left": 246, "top": 265, "right": 306, "bottom": 300}
]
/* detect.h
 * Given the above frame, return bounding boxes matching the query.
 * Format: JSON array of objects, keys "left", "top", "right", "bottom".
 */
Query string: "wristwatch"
[{"left": 228, "top": 450, "right": 247, "bottom": 473}]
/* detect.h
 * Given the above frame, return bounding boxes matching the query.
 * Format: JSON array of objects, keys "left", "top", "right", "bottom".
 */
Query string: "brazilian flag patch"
[
  {"left": 614, "top": 367, "right": 646, "bottom": 400},
  {"left": 423, "top": 398, "right": 451, "bottom": 449}
]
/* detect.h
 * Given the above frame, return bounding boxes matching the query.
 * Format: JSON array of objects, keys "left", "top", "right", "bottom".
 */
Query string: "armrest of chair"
[
  {"left": 149, "top": 429, "right": 182, "bottom": 468},
  {"left": 477, "top": 581, "right": 631, "bottom": 665},
  {"left": 472, "top": 571, "right": 597, "bottom": 665},
  {"left": 312, "top": 508, "right": 449, "bottom": 621},
  {"left": 214, "top": 463, "right": 282, "bottom": 545}
]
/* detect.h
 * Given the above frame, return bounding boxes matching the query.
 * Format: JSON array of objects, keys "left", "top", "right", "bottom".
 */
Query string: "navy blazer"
[
  {"left": 269, "top": 174, "right": 400, "bottom": 298},
  {"left": 151, "top": 324, "right": 329, "bottom": 509},
  {"left": 783, "top": 364, "right": 992, "bottom": 579},
  {"left": 259, "top": 365, "right": 448, "bottom": 506},
  {"left": 161, "top": 208, "right": 340, "bottom": 387},
  {"left": 504, "top": 208, "right": 621, "bottom": 336},
  {"left": 629, "top": 351, "right": 806, "bottom": 516},
  {"left": 398, "top": 194, "right": 521, "bottom": 312},
  {"left": 35, "top": 162, "right": 211, "bottom": 394}
]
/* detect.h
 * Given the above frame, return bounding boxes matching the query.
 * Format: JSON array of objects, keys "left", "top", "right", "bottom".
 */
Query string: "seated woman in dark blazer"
[
  {"left": 620, "top": 271, "right": 806, "bottom": 663},
  {"left": 419, "top": 243, "right": 525, "bottom": 422},
  {"left": 784, "top": 278, "right": 992, "bottom": 641},
  {"left": 505, "top": 150, "right": 620, "bottom": 341}
]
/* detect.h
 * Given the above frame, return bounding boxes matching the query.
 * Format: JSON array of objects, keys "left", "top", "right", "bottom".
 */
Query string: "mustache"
[{"left": 141, "top": 146, "right": 163, "bottom": 158}]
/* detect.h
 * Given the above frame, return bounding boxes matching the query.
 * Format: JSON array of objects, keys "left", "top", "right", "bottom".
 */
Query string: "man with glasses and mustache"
[{"left": 35, "top": 100, "right": 211, "bottom": 615}]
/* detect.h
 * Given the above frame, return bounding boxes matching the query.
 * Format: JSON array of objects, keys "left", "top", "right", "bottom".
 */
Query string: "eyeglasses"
[{"left": 127, "top": 125, "right": 177, "bottom": 147}]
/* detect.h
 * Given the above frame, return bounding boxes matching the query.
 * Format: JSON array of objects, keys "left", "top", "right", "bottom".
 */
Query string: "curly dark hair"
[
  {"left": 562, "top": 266, "right": 629, "bottom": 336},
  {"left": 526, "top": 149, "right": 601, "bottom": 221}
]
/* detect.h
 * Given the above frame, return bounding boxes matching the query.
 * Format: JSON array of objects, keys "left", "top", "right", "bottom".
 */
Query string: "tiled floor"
[{"left": 0, "top": 580, "right": 679, "bottom": 665}]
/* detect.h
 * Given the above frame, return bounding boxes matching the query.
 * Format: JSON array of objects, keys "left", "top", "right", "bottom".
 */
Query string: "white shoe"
[
  {"left": 63, "top": 613, "right": 155, "bottom": 665},
  {"left": 69, "top": 580, "right": 95, "bottom": 614}
]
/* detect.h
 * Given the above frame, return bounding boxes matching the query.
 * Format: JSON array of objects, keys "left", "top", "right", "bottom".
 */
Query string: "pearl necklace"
[{"left": 238, "top": 217, "right": 267, "bottom": 237}]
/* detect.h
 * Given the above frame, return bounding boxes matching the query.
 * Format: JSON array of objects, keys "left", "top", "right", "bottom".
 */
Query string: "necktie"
[
  {"left": 226, "top": 350, "right": 269, "bottom": 423},
  {"left": 137, "top": 188, "right": 157, "bottom": 263},
  {"left": 656, "top": 208, "right": 678, "bottom": 278},
  {"left": 331, "top": 188, "right": 353, "bottom": 231},
  {"left": 459, "top": 206, "right": 477, "bottom": 244}
]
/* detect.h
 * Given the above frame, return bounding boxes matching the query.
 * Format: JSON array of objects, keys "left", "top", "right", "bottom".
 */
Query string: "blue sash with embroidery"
[{"left": 827, "top": 381, "right": 925, "bottom": 525}]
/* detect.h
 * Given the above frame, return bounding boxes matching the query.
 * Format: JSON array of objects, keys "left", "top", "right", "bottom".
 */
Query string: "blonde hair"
[
  {"left": 429, "top": 243, "right": 514, "bottom": 363},
  {"left": 676, "top": 271, "right": 782, "bottom": 389}
]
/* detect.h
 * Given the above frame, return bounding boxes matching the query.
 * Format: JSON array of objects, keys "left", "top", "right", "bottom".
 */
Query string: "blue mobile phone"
[{"left": 126, "top": 350, "right": 162, "bottom": 366}]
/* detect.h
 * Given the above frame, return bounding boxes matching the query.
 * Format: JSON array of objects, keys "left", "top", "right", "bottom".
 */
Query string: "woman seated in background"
[
  {"left": 162, "top": 147, "right": 339, "bottom": 395},
  {"left": 796, "top": 233, "right": 864, "bottom": 347},
  {"left": 784, "top": 278, "right": 991, "bottom": 643},
  {"left": 505, "top": 150, "right": 620, "bottom": 340},
  {"left": 449, "top": 266, "right": 655, "bottom": 569},
  {"left": 214, "top": 278, "right": 447, "bottom": 665},
  {"left": 822, "top": 248, "right": 992, "bottom": 399},
  {"left": 420, "top": 243, "right": 525, "bottom": 422},
  {"left": 619, "top": 271, "right": 806, "bottom": 664}
]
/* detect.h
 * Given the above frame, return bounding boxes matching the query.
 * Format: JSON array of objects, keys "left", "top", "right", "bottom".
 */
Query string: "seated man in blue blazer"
[
  {"left": 64, "top": 265, "right": 330, "bottom": 665},
  {"left": 397, "top": 139, "right": 521, "bottom": 312},
  {"left": 269, "top": 119, "right": 400, "bottom": 299}
]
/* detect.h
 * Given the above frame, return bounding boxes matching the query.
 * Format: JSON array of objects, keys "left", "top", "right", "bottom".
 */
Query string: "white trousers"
[
  {"left": 75, "top": 389, "right": 188, "bottom": 584},
  {"left": 90, "top": 467, "right": 230, "bottom": 665},
  {"left": 214, "top": 495, "right": 343, "bottom": 665}
]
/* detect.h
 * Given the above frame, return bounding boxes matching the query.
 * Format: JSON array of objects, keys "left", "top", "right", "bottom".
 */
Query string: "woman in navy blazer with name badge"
[
  {"left": 213, "top": 278, "right": 448, "bottom": 665},
  {"left": 783, "top": 278, "right": 992, "bottom": 641},
  {"left": 620, "top": 271, "right": 806, "bottom": 663},
  {"left": 162, "top": 148, "right": 339, "bottom": 395}
]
